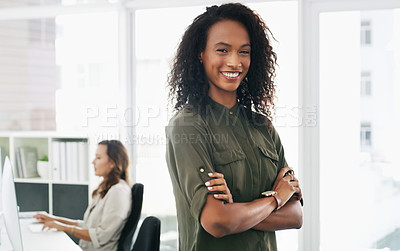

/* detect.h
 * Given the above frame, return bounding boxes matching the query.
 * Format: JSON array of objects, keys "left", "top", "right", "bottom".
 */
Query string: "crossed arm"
[{"left": 201, "top": 167, "right": 303, "bottom": 238}]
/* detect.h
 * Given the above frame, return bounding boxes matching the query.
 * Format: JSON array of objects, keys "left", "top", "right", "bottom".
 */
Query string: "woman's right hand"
[
  {"left": 205, "top": 172, "right": 233, "bottom": 203},
  {"left": 33, "top": 212, "right": 55, "bottom": 223},
  {"left": 272, "top": 167, "right": 302, "bottom": 208}
]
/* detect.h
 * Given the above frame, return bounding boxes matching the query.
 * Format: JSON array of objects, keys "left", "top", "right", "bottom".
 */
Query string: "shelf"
[
  {"left": 0, "top": 131, "right": 90, "bottom": 216},
  {"left": 14, "top": 178, "right": 90, "bottom": 186}
]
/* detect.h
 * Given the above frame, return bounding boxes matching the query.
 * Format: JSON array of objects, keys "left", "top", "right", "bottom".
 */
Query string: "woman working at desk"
[{"left": 34, "top": 140, "right": 132, "bottom": 251}]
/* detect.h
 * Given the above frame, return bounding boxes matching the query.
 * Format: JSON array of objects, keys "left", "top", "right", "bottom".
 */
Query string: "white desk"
[{"left": 1, "top": 218, "right": 82, "bottom": 251}]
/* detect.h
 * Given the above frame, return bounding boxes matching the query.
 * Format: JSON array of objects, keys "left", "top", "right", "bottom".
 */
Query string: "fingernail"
[
  {"left": 208, "top": 187, "right": 213, "bottom": 190},
  {"left": 208, "top": 173, "right": 213, "bottom": 176},
  {"left": 205, "top": 182, "right": 210, "bottom": 186},
  {"left": 213, "top": 194, "right": 218, "bottom": 197}
]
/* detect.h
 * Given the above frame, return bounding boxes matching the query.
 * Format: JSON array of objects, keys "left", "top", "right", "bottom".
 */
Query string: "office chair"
[
  {"left": 117, "top": 183, "right": 144, "bottom": 251},
  {"left": 131, "top": 216, "right": 161, "bottom": 251}
]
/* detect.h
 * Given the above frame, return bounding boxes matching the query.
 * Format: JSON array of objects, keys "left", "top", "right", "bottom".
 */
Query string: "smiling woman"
[
  {"left": 133, "top": 2, "right": 299, "bottom": 250},
  {"left": 166, "top": 3, "right": 302, "bottom": 251},
  {"left": 200, "top": 19, "right": 251, "bottom": 108}
]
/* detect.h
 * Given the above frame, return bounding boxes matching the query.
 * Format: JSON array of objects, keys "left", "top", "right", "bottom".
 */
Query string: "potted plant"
[{"left": 37, "top": 155, "right": 49, "bottom": 179}]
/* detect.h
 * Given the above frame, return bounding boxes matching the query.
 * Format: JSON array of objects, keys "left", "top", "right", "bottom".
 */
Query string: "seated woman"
[{"left": 34, "top": 140, "right": 132, "bottom": 251}]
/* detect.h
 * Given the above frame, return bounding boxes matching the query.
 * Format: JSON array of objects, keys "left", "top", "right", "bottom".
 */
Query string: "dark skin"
[{"left": 204, "top": 167, "right": 303, "bottom": 238}]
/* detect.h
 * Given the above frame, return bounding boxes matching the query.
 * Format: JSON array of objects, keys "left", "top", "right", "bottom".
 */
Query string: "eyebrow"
[{"left": 214, "top": 42, "right": 251, "bottom": 48}]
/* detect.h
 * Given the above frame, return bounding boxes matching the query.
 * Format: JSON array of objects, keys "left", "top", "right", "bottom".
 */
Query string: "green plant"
[{"left": 40, "top": 155, "right": 49, "bottom": 162}]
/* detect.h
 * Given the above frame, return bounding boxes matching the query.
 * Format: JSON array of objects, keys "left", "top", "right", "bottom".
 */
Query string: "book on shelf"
[
  {"left": 15, "top": 147, "right": 24, "bottom": 177},
  {"left": 16, "top": 146, "right": 39, "bottom": 178},
  {"left": 0, "top": 146, "right": 3, "bottom": 173}
]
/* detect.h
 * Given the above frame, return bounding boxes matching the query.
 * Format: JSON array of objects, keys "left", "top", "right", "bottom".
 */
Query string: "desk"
[{"left": 1, "top": 218, "right": 82, "bottom": 251}]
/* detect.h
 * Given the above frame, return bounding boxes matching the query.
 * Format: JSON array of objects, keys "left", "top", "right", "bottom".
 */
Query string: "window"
[
  {"left": 361, "top": 20, "right": 372, "bottom": 45},
  {"left": 320, "top": 9, "right": 400, "bottom": 251},
  {"left": 360, "top": 71, "right": 372, "bottom": 96},
  {"left": 0, "top": 12, "right": 119, "bottom": 135},
  {"left": 360, "top": 122, "right": 372, "bottom": 147},
  {"left": 0, "top": 18, "right": 57, "bottom": 130}
]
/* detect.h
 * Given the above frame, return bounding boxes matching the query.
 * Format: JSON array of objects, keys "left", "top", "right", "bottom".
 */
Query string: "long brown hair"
[{"left": 92, "top": 140, "right": 130, "bottom": 198}]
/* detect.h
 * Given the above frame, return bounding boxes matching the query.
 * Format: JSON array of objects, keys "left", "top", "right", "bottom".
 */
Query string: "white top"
[{"left": 77, "top": 180, "right": 131, "bottom": 251}]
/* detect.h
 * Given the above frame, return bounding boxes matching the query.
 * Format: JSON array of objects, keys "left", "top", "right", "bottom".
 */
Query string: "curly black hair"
[{"left": 168, "top": 3, "right": 277, "bottom": 125}]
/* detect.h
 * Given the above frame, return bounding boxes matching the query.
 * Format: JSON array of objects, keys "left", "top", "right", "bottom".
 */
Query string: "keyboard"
[{"left": 18, "top": 211, "right": 47, "bottom": 219}]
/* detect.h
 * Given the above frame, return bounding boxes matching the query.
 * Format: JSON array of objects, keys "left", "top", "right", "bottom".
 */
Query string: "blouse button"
[
  {"left": 229, "top": 111, "right": 233, "bottom": 115},
  {"left": 199, "top": 168, "right": 205, "bottom": 173}
]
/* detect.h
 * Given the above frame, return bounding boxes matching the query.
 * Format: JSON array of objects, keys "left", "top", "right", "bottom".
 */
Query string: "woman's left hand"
[
  {"left": 205, "top": 172, "right": 233, "bottom": 203},
  {"left": 42, "top": 220, "right": 64, "bottom": 232},
  {"left": 273, "top": 167, "right": 303, "bottom": 201}
]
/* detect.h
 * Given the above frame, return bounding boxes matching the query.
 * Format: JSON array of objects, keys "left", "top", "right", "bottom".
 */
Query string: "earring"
[{"left": 200, "top": 59, "right": 203, "bottom": 64}]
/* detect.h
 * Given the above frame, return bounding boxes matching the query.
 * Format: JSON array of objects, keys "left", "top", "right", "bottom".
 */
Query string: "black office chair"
[
  {"left": 117, "top": 183, "right": 144, "bottom": 251},
  {"left": 131, "top": 216, "right": 161, "bottom": 251}
]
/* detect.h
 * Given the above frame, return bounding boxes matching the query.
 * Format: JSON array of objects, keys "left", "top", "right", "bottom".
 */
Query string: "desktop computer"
[{"left": 2, "top": 157, "right": 24, "bottom": 251}]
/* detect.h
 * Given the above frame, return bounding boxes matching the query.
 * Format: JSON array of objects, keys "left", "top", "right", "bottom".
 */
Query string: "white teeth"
[{"left": 222, "top": 72, "right": 239, "bottom": 78}]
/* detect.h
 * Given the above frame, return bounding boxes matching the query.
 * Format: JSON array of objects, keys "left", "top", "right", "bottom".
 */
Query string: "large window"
[
  {"left": 0, "top": 18, "right": 57, "bottom": 130},
  {"left": 320, "top": 9, "right": 400, "bottom": 250},
  {"left": 0, "top": 12, "right": 119, "bottom": 135}
]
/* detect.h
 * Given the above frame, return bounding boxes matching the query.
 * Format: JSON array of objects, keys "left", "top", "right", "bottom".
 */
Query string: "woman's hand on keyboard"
[{"left": 33, "top": 212, "right": 55, "bottom": 223}]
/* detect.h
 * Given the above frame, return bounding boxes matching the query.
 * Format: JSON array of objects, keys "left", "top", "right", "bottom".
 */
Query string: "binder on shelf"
[
  {"left": 66, "top": 142, "right": 79, "bottom": 181},
  {"left": 77, "top": 142, "right": 88, "bottom": 182},
  {"left": 59, "top": 142, "right": 67, "bottom": 181},
  {"left": 51, "top": 141, "right": 61, "bottom": 181}
]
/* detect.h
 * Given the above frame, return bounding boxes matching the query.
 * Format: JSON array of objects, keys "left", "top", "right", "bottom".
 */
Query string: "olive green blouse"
[{"left": 166, "top": 98, "right": 288, "bottom": 251}]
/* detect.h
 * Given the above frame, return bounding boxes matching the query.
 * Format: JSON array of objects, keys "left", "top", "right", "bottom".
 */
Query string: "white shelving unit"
[{"left": 0, "top": 131, "right": 90, "bottom": 216}]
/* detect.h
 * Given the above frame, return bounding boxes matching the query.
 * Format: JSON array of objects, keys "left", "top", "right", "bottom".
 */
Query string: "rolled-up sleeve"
[
  {"left": 76, "top": 219, "right": 86, "bottom": 228},
  {"left": 88, "top": 185, "right": 131, "bottom": 248},
  {"left": 166, "top": 114, "right": 215, "bottom": 221}
]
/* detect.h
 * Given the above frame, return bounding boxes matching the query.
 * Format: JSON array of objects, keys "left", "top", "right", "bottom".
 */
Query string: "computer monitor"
[{"left": 2, "top": 156, "right": 24, "bottom": 251}]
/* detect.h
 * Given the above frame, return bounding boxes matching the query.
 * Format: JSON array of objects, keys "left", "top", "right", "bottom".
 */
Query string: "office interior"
[{"left": 0, "top": 0, "right": 400, "bottom": 250}]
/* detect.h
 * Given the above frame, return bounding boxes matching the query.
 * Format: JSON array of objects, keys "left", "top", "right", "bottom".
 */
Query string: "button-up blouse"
[{"left": 166, "top": 98, "right": 287, "bottom": 251}]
